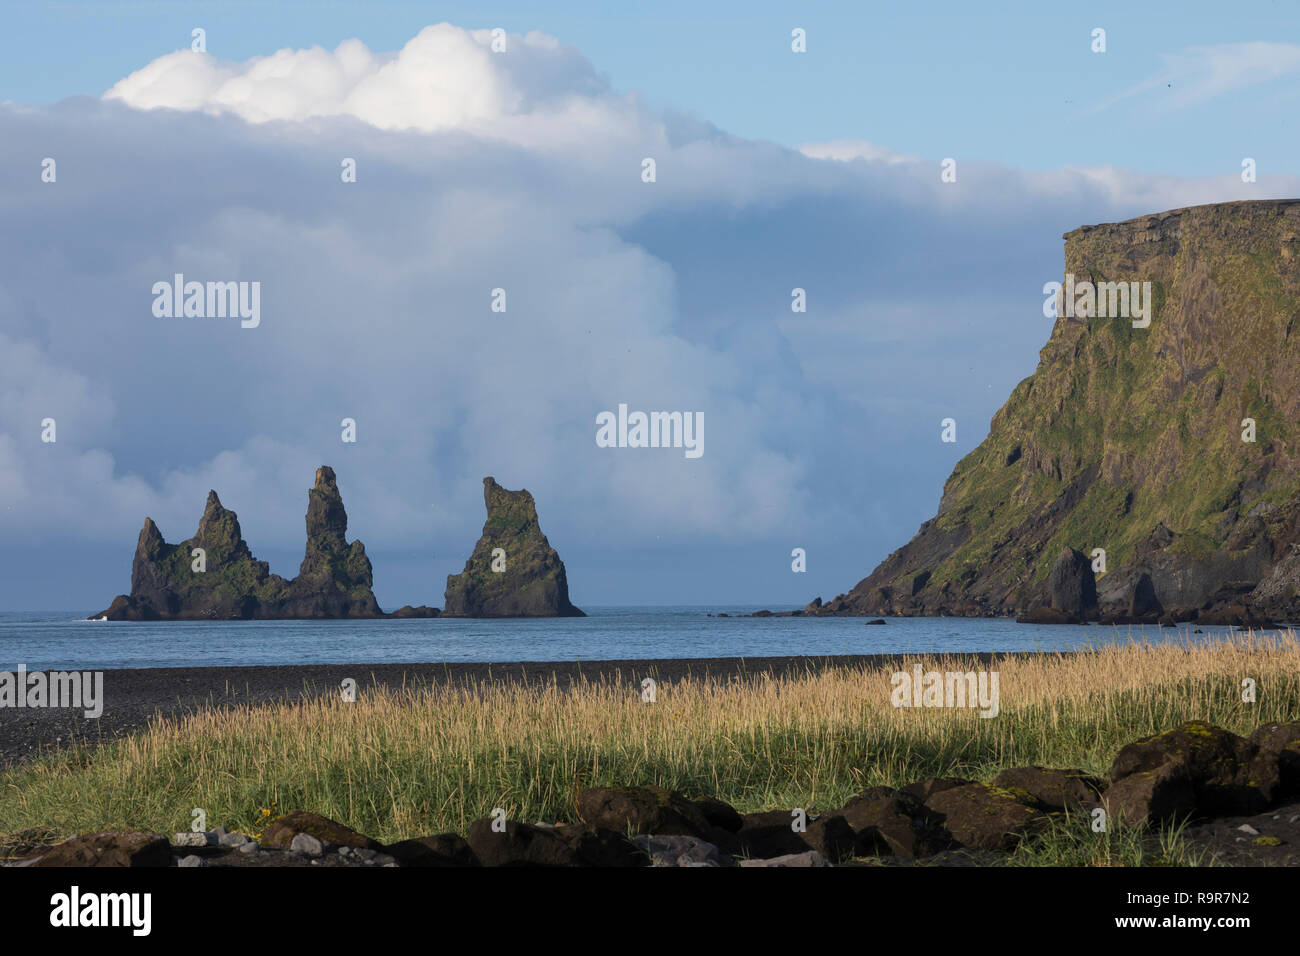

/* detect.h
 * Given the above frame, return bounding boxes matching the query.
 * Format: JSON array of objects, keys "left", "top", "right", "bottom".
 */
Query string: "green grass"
[{"left": 1, "top": 635, "right": 1296, "bottom": 865}]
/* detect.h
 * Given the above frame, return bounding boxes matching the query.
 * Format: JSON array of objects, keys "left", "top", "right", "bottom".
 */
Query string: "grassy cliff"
[{"left": 814, "top": 199, "right": 1300, "bottom": 621}]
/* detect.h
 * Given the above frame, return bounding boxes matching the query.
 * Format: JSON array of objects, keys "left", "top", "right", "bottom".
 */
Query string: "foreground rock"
[
  {"left": 1104, "top": 720, "right": 1292, "bottom": 823},
  {"left": 924, "top": 783, "right": 1045, "bottom": 852},
  {"left": 634, "top": 834, "right": 733, "bottom": 867},
  {"left": 734, "top": 809, "right": 856, "bottom": 862},
  {"left": 443, "top": 477, "right": 584, "bottom": 617},
  {"left": 466, "top": 819, "right": 643, "bottom": 867},
  {"left": 835, "top": 787, "right": 951, "bottom": 858},
  {"left": 1183, "top": 798, "right": 1300, "bottom": 866},
  {"left": 21, "top": 831, "right": 170, "bottom": 867},
  {"left": 92, "top": 466, "right": 386, "bottom": 620},
  {"left": 991, "top": 766, "right": 1104, "bottom": 811},
  {"left": 803, "top": 200, "right": 1300, "bottom": 626},
  {"left": 576, "top": 785, "right": 720, "bottom": 839},
  {"left": 261, "top": 810, "right": 382, "bottom": 851},
  {"left": 383, "top": 834, "right": 480, "bottom": 867},
  {"left": 737, "top": 851, "right": 830, "bottom": 867}
]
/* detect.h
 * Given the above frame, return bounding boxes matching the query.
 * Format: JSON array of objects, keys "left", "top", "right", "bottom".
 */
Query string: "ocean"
[{"left": 0, "top": 607, "right": 1281, "bottom": 671}]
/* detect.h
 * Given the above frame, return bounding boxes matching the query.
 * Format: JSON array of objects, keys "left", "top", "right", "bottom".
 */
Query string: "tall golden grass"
[{"left": 1, "top": 633, "right": 1296, "bottom": 850}]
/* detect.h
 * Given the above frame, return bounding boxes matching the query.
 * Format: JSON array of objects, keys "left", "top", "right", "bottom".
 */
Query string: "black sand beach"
[{"left": 0, "top": 652, "right": 1018, "bottom": 769}]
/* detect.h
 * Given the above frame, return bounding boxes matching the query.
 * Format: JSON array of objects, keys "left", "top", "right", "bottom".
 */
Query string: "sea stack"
[
  {"left": 807, "top": 199, "right": 1300, "bottom": 626},
  {"left": 443, "top": 477, "right": 584, "bottom": 617},
  {"left": 278, "top": 466, "right": 383, "bottom": 618},
  {"left": 92, "top": 465, "right": 384, "bottom": 620}
]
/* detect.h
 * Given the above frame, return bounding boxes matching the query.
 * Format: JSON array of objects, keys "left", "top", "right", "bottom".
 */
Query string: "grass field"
[{"left": 2, "top": 632, "right": 1298, "bottom": 865}]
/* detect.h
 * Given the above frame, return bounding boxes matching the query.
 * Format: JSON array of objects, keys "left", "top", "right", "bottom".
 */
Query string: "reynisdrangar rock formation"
[
  {"left": 93, "top": 466, "right": 386, "bottom": 620},
  {"left": 443, "top": 477, "right": 584, "bottom": 617},
  {"left": 807, "top": 199, "right": 1300, "bottom": 625}
]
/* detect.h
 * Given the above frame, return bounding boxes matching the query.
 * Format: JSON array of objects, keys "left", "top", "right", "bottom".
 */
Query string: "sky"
[{"left": 0, "top": 2, "right": 1298, "bottom": 611}]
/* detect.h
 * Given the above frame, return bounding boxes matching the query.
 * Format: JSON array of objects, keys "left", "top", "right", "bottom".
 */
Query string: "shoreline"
[{"left": 0, "top": 652, "right": 1027, "bottom": 769}]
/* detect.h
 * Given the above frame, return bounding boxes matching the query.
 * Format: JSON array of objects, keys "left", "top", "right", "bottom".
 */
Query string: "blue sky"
[
  {"left": 4, "top": 1, "right": 1300, "bottom": 175},
  {"left": 0, "top": 3, "right": 1298, "bottom": 611}
]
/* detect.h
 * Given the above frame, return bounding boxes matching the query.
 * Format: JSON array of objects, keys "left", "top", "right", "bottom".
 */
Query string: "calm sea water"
[{"left": 0, "top": 607, "right": 1282, "bottom": 671}]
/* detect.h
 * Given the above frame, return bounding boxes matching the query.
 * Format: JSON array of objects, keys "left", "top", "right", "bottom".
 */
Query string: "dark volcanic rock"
[
  {"left": 24, "top": 831, "right": 170, "bottom": 867},
  {"left": 992, "top": 766, "right": 1105, "bottom": 811},
  {"left": 1128, "top": 572, "right": 1163, "bottom": 621},
  {"left": 92, "top": 466, "right": 385, "bottom": 620},
  {"left": 1103, "top": 761, "right": 1199, "bottom": 825},
  {"left": 734, "top": 810, "right": 857, "bottom": 862},
  {"left": 383, "top": 833, "right": 480, "bottom": 867},
  {"left": 836, "top": 787, "right": 952, "bottom": 858},
  {"left": 260, "top": 811, "right": 381, "bottom": 851},
  {"left": 1047, "top": 547, "right": 1098, "bottom": 618},
  {"left": 443, "top": 477, "right": 583, "bottom": 617},
  {"left": 466, "top": 819, "right": 644, "bottom": 867},
  {"left": 693, "top": 795, "right": 745, "bottom": 833},
  {"left": 899, "top": 777, "right": 973, "bottom": 804},
  {"left": 1107, "top": 721, "right": 1269, "bottom": 821},
  {"left": 575, "top": 785, "right": 712, "bottom": 837},
  {"left": 386, "top": 605, "right": 441, "bottom": 618},
  {"left": 1248, "top": 722, "right": 1300, "bottom": 802},
  {"left": 1016, "top": 606, "right": 1078, "bottom": 625},
  {"left": 924, "top": 783, "right": 1045, "bottom": 852}
]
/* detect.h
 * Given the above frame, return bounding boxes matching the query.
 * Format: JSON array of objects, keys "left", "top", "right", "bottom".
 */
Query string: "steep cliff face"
[
  {"left": 94, "top": 466, "right": 383, "bottom": 620},
  {"left": 443, "top": 477, "right": 584, "bottom": 617},
  {"left": 811, "top": 199, "right": 1300, "bottom": 624}
]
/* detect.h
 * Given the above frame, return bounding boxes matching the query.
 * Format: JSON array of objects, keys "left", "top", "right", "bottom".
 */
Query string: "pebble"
[
  {"left": 178, "top": 855, "right": 203, "bottom": 868},
  {"left": 290, "top": 833, "right": 324, "bottom": 857},
  {"left": 1237, "top": 824, "right": 1260, "bottom": 835},
  {"left": 634, "top": 834, "right": 728, "bottom": 867},
  {"left": 738, "top": 851, "right": 830, "bottom": 868}
]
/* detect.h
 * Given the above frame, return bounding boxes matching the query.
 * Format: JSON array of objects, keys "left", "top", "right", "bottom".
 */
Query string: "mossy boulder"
[
  {"left": 575, "top": 785, "right": 713, "bottom": 838},
  {"left": 835, "top": 786, "right": 953, "bottom": 858},
  {"left": 382, "top": 833, "right": 480, "bottom": 867},
  {"left": 260, "top": 810, "right": 381, "bottom": 851},
  {"left": 1247, "top": 721, "right": 1300, "bottom": 802},
  {"left": 1103, "top": 760, "right": 1198, "bottom": 825},
  {"left": 733, "top": 810, "right": 856, "bottom": 862},
  {"left": 465, "top": 818, "right": 645, "bottom": 867},
  {"left": 1108, "top": 720, "right": 1268, "bottom": 819},
  {"left": 992, "top": 766, "right": 1105, "bottom": 811},
  {"left": 924, "top": 783, "right": 1046, "bottom": 852},
  {"left": 443, "top": 477, "right": 584, "bottom": 617}
]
